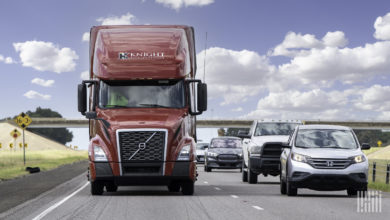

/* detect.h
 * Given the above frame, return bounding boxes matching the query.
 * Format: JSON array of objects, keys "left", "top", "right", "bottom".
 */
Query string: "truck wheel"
[
  {"left": 205, "top": 166, "right": 212, "bottom": 172},
  {"left": 347, "top": 188, "right": 357, "bottom": 196},
  {"left": 280, "top": 177, "right": 287, "bottom": 195},
  {"left": 242, "top": 160, "right": 248, "bottom": 182},
  {"left": 247, "top": 160, "right": 257, "bottom": 184},
  {"left": 168, "top": 182, "right": 181, "bottom": 192},
  {"left": 91, "top": 181, "right": 104, "bottom": 195},
  {"left": 106, "top": 183, "right": 118, "bottom": 192},
  {"left": 181, "top": 181, "right": 194, "bottom": 195},
  {"left": 286, "top": 178, "right": 297, "bottom": 196}
]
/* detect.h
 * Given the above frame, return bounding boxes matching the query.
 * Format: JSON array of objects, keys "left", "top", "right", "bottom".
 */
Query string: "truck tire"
[
  {"left": 242, "top": 160, "right": 248, "bottom": 182},
  {"left": 168, "top": 182, "right": 181, "bottom": 192},
  {"left": 106, "top": 183, "right": 118, "bottom": 192},
  {"left": 181, "top": 181, "right": 194, "bottom": 195},
  {"left": 91, "top": 181, "right": 104, "bottom": 195},
  {"left": 205, "top": 165, "right": 212, "bottom": 172},
  {"left": 347, "top": 188, "right": 357, "bottom": 196},
  {"left": 280, "top": 166, "right": 286, "bottom": 195},
  {"left": 247, "top": 160, "right": 257, "bottom": 184}
]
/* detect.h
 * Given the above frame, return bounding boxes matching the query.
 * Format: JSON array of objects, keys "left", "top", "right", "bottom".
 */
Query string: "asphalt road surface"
[{"left": 1, "top": 165, "right": 389, "bottom": 220}]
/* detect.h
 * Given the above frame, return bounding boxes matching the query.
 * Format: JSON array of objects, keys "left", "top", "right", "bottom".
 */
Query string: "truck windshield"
[
  {"left": 210, "top": 139, "right": 241, "bottom": 148},
  {"left": 295, "top": 129, "right": 358, "bottom": 149},
  {"left": 254, "top": 123, "right": 300, "bottom": 136},
  {"left": 99, "top": 80, "right": 185, "bottom": 108}
]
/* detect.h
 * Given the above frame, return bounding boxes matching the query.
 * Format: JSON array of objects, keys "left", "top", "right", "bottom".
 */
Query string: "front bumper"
[
  {"left": 249, "top": 156, "right": 280, "bottom": 176},
  {"left": 90, "top": 161, "right": 194, "bottom": 186},
  {"left": 288, "top": 160, "right": 368, "bottom": 190},
  {"left": 206, "top": 157, "right": 242, "bottom": 169}
]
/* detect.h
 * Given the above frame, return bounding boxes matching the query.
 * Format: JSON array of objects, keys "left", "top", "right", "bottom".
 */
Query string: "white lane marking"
[
  {"left": 252, "top": 205, "right": 264, "bottom": 211},
  {"left": 231, "top": 195, "right": 239, "bottom": 199},
  {"left": 203, "top": 181, "right": 208, "bottom": 184},
  {"left": 214, "top": 187, "right": 222, "bottom": 191},
  {"left": 32, "top": 182, "right": 89, "bottom": 220}
]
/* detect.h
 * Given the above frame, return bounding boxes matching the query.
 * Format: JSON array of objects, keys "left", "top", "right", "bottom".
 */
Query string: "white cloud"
[
  {"left": 271, "top": 31, "right": 348, "bottom": 57},
  {"left": 0, "top": 55, "right": 15, "bottom": 64},
  {"left": 13, "top": 40, "right": 78, "bottom": 73},
  {"left": 82, "top": 32, "right": 90, "bottom": 42},
  {"left": 197, "top": 47, "right": 275, "bottom": 105},
  {"left": 80, "top": 70, "right": 89, "bottom": 80},
  {"left": 231, "top": 107, "right": 243, "bottom": 112},
  {"left": 23, "top": 90, "right": 51, "bottom": 100},
  {"left": 31, "top": 78, "right": 54, "bottom": 87},
  {"left": 155, "top": 0, "right": 214, "bottom": 10},
  {"left": 374, "top": 12, "right": 390, "bottom": 40},
  {"left": 97, "top": 12, "right": 135, "bottom": 25},
  {"left": 354, "top": 84, "right": 390, "bottom": 111}
]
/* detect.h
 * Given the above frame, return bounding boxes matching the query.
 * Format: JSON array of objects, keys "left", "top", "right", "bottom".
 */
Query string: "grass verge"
[
  {"left": 0, "top": 149, "right": 88, "bottom": 180},
  {"left": 368, "top": 159, "right": 390, "bottom": 192}
]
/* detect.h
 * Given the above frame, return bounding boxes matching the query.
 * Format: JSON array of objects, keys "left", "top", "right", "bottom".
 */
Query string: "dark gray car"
[{"left": 204, "top": 137, "right": 243, "bottom": 172}]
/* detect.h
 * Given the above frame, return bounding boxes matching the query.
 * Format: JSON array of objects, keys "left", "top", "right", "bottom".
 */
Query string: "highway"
[{"left": 1, "top": 165, "right": 389, "bottom": 220}]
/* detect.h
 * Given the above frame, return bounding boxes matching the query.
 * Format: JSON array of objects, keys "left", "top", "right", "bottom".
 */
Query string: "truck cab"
[
  {"left": 239, "top": 120, "right": 301, "bottom": 184},
  {"left": 78, "top": 25, "right": 207, "bottom": 195}
]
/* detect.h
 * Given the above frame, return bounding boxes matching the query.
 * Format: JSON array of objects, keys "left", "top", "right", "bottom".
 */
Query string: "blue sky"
[{"left": 1, "top": 0, "right": 390, "bottom": 122}]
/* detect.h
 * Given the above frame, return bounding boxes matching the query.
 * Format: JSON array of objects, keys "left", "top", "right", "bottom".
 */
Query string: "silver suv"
[{"left": 280, "top": 125, "right": 370, "bottom": 196}]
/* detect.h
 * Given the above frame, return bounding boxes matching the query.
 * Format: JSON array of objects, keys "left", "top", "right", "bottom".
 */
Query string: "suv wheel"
[
  {"left": 286, "top": 178, "right": 297, "bottom": 196},
  {"left": 242, "top": 160, "right": 248, "bottom": 182},
  {"left": 181, "top": 181, "right": 194, "bottom": 195},
  {"left": 168, "top": 182, "right": 181, "bottom": 192},
  {"left": 91, "top": 181, "right": 104, "bottom": 195},
  {"left": 347, "top": 188, "right": 357, "bottom": 196},
  {"left": 280, "top": 172, "right": 287, "bottom": 195}
]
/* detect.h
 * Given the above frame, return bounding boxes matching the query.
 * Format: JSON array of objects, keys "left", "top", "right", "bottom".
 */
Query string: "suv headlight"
[
  {"left": 351, "top": 155, "right": 366, "bottom": 163},
  {"left": 207, "top": 151, "right": 218, "bottom": 157},
  {"left": 177, "top": 145, "right": 191, "bottom": 161},
  {"left": 93, "top": 146, "right": 108, "bottom": 162},
  {"left": 291, "top": 152, "right": 309, "bottom": 163}
]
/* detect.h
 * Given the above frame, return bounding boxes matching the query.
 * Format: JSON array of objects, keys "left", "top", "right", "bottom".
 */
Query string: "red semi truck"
[{"left": 78, "top": 25, "right": 207, "bottom": 195}]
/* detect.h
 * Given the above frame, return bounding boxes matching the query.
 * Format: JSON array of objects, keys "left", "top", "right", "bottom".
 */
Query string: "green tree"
[
  {"left": 353, "top": 130, "right": 390, "bottom": 147},
  {"left": 24, "top": 107, "right": 73, "bottom": 145}
]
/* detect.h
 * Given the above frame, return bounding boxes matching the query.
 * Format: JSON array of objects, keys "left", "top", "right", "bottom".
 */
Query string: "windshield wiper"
[
  {"left": 321, "top": 146, "right": 345, "bottom": 149},
  {"left": 295, "top": 145, "right": 310, "bottom": 148},
  {"left": 139, "top": 104, "right": 170, "bottom": 108}
]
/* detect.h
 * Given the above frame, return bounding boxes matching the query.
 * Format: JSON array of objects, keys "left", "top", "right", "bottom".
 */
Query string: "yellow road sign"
[
  {"left": 14, "top": 112, "right": 32, "bottom": 129},
  {"left": 10, "top": 129, "right": 21, "bottom": 139}
]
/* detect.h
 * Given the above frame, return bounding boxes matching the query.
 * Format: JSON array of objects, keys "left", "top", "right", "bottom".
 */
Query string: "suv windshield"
[
  {"left": 210, "top": 139, "right": 241, "bottom": 148},
  {"left": 254, "top": 123, "right": 300, "bottom": 136},
  {"left": 99, "top": 80, "right": 185, "bottom": 108},
  {"left": 295, "top": 129, "right": 358, "bottom": 149}
]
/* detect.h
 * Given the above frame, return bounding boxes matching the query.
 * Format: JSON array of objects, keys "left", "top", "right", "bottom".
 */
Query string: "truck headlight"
[
  {"left": 207, "top": 151, "right": 218, "bottom": 157},
  {"left": 291, "top": 153, "right": 308, "bottom": 163},
  {"left": 351, "top": 155, "right": 366, "bottom": 163},
  {"left": 94, "top": 146, "right": 108, "bottom": 162},
  {"left": 177, "top": 145, "right": 191, "bottom": 161},
  {"left": 249, "top": 145, "right": 262, "bottom": 155}
]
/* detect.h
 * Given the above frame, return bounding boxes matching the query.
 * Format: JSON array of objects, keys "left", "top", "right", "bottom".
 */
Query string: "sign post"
[{"left": 14, "top": 113, "right": 32, "bottom": 166}]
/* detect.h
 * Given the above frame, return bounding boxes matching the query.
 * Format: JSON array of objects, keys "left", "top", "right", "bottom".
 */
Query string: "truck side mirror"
[
  {"left": 197, "top": 83, "right": 207, "bottom": 112},
  {"left": 78, "top": 84, "right": 87, "bottom": 115}
]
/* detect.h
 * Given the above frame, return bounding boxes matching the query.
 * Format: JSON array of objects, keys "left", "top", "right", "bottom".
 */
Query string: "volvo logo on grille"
[
  {"left": 326, "top": 160, "right": 334, "bottom": 167},
  {"left": 128, "top": 132, "right": 156, "bottom": 160}
]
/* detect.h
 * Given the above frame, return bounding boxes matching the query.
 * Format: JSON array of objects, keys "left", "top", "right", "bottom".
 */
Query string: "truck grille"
[
  {"left": 307, "top": 158, "right": 352, "bottom": 169},
  {"left": 262, "top": 143, "right": 283, "bottom": 158},
  {"left": 118, "top": 130, "right": 166, "bottom": 162},
  {"left": 218, "top": 154, "right": 238, "bottom": 161}
]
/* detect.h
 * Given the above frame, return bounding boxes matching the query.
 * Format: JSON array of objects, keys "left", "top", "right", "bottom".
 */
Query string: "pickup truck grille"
[
  {"left": 261, "top": 143, "right": 283, "bottom": 158},
  {"left": 307, "top": 158, "right": 352, "bottom": 169},
  {"left": 118, "top": 130, "right": 166, "bottom": 162}
]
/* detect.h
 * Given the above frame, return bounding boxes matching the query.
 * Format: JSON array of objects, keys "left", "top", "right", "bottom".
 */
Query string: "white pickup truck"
[{"left": 239, "top": 120, "right": 301, "bottom": 184}]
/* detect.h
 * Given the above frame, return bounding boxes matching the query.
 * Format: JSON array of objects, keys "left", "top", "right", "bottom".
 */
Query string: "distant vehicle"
[
  {"left": 204, "top": 137, "right": 243, "bottom": 172},
  {"left": 196, "top": 143, "right": 209, "bottom": 163},
  {"left": 239, "top": 120, "right": 302, "bottom": 184},
  {"left": 280, "top": 125, "right": 370, "bottom": 196}
]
